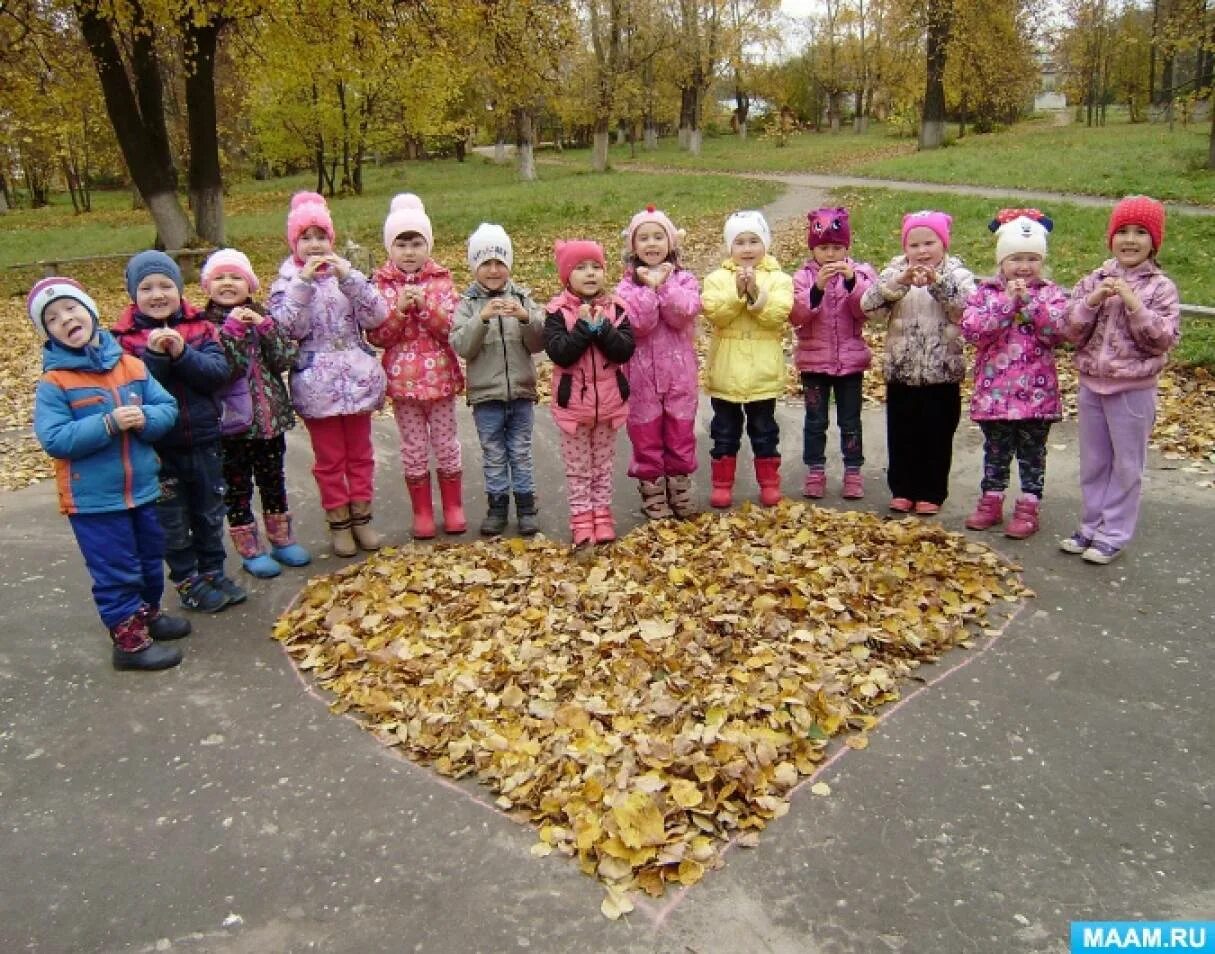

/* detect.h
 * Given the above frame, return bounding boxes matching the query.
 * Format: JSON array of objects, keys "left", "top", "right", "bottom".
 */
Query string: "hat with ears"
[
  {"left": 806, "top": 207, "right": 852, "bottom": 249},
  {"left": 989, "top": 208, "right": 1053, "bottom": 264},
  {"left": 724, "top": 210, "right": 771, "bottom": 251},
  {"left": 286, "top": 191, "right": 335, "bottom": 256},
  {"left": 383, "top": 193, "right": 433, "bottom": 253},
  {"left": 468, "top": 223, "right": 513, "bottom": 272},
  {"left": 201, "top": 248, "right": 260, "bottom": 294},
  {"left": 554, "top": 239, "right": 606, "bottom": 286},
  {"left": 901, "top": 210, "right": 953, "bottom": 250},
  {"left": 27, "top": 277, "right": 99, "bottom": 341},
  {"left": 124, "top": 250, "right": 183, "bottom": 300},
  {"left": 622, "top": 205, "right": 683, "bottom": 252},
  {"left": 1107, "top": 195, "right": 1165, "bottom": 252}
]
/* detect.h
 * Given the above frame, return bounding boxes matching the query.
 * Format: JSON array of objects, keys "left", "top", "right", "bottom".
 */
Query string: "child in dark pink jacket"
[
  {"left": 544, "top": 240, "right": 635, "bottom": 546},
  {"left": 615, "top": 206, "right": 702, "bottom": 521},
  {"left": 789, "top": 207, "right": 876, "bottom": 500}
]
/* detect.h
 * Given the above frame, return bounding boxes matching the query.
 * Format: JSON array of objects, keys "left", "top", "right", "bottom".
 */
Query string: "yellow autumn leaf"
[
  {"left": 611, "top": 792, "right": 665, "bottom": 849},
  {"left": 669, "top": 778, "right": 704, "bottom": 808}
]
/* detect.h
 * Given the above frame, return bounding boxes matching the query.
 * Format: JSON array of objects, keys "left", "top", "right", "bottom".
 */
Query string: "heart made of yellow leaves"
[{"left": 273, "top": 501, "right": 1026, "bottom": 917}]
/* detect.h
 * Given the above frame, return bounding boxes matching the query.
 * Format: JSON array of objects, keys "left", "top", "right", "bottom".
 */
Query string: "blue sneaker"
[
  {"left": 205, "top": 572, "right": 248, "bottom": 605},
  {"left": 177, "top": 575, "right": 229, "bottom": 613}
]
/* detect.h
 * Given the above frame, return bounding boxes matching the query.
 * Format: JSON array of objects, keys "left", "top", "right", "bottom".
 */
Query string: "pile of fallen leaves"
[{"left": 274, "top": 503, "right": 1026, "bottom": 915}]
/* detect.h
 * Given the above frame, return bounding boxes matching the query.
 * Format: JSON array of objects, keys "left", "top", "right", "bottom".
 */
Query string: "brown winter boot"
[
  {"left": 349, "top": 500, "right": 384, "bottom": 551},
  {"left": 638, "top": 479, "right": 673, "bottom": 520},
  {"left": 325, "top": 505, "right": 357, "bottom": 557},
  {"left": 665, "top": 474, "right": 697, "bottom": 519}
]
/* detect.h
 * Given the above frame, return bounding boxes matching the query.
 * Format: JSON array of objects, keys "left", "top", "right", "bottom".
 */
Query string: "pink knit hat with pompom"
[
  {"left": 286, "top": 192, "right": 334, "bottom": 260},
  {"left": 382, "top": 193, "right": 433, "bottom": 252},
  {"left": 622, "top": 205, "right": 682, "bottom": 253}
]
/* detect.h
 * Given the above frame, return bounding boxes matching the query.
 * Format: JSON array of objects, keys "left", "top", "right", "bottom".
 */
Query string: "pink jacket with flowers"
[
  {"left": 543, "top": 290, "right": 635, "bottom": 435},
  {"left": 367, "top": 259, "right": 464, "bottom": 403},
  {"left": 789, "top": 258, "right": 877, "bottom": 376},
  {"left": 1065, "top": 258, "right": 1180, "bottom": 393},
  {"left": 961, "top": 277, "right": 1068, "bottom": 421},
  {"left": 614, "top": 268, "right": 701, "bottom": 425}
]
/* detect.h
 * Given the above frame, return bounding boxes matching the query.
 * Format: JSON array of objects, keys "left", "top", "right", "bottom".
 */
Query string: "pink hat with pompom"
[
  {"left": 286, "top": 192, "right": 334, "bottom": 259},
  {"left": 622, "top": 204, "right": 682, "bottom": 252},
  {"left": 383, "top": 193, "right": 433, "bottom": 252}
]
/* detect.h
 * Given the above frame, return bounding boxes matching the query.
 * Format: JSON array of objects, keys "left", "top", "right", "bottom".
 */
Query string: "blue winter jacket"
[{"left": 34, "top": 330, "right": 178, "bottom": 515}]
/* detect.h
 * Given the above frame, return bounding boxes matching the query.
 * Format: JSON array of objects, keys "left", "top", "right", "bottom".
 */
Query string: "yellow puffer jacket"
[{"left": 702, "top": 255, "right": 794, "bottom": 403}]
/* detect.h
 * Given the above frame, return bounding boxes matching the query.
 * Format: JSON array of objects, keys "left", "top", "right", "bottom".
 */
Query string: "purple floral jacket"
[
  {"left": 961, "top": 276, "right": 1068, "bottom": 421},
  {"left": 789, "top": 258, "right": 877, "bottom": 376},
  {"left": 268, "top": 258, "right": 388, "bottom": 419},
  {"left": 614, "top": 268, "right": 702, "bottom": 425}
]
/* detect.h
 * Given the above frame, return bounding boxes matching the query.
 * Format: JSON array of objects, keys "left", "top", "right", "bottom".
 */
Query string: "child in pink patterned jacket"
[
  {"left": 1059, "top": 195, "right": 1180, "bottom": 564},
  {"left": 615, "top": 205, "right": 702, "bottom": 521},
  {"left": 790, "top": 207, "right": 877, "bottom": 501},
  {"left": 368, "top": 193, "right": 465, "bottom": 540},
  {"left": 961, "top": 209, "right": 1068, "bottom": 540},
  {"left": 545, "top": 240, "right": 635, "bottom": 546}
]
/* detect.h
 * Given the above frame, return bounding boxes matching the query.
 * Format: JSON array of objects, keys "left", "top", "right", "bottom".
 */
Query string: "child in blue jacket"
[{"left": 31, "top": 277, "right": 189, "bottom": 670}]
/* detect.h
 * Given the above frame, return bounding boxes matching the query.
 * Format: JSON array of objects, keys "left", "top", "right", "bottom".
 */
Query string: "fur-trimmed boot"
[
  {"left": 437, "top": 470, "right": 467, "bottom": 534},
  {"left": 325, "top": 505, "right": 357, "bottom": 557},
  {"left": 666, "top": 474, "right": 697, "bottom": 519},
  {"left": 263, "top": 511, "right": 312, "bottom": 567},
  {"left": 709, "top": 456, "right": 737, "bottom": 509},
  {"left": 638, "top": 479, "right": 673, "bottom": 520},
  {"left": 754, "top": 456, "right": 782, "bottom": 507},
  {"left": 405, "top": 476, "right": 436, "bottom": 540},
  {"left": 110, "top": 611, "right": 182, "bottom": 671},
  {"left": 349, "top": 500, "right": 384, "bottom": 550},
  {"left": 228, "top": 522, "right": 282, "bottom": 578}
]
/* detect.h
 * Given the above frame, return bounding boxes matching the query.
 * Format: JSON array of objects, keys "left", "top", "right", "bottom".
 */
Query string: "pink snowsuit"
[{"left": 615, "top": 268, "right": 702, "bottom": 480}]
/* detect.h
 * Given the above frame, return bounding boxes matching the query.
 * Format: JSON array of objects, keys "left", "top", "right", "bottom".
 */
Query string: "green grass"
[
  {"left": 831, "top": 187, "right": 1215, "bottom": 365},
  {"left": 555, "top": 124, "right": 916, "bottom": 174},
  {"left": 0, "top": 159, "right": 780, "bottom": 294}
]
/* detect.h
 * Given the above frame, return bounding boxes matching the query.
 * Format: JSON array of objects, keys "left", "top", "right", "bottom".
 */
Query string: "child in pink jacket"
[
  {"left": 1059, "top": 196, "right": 1180, "bottom": 564},
  {"left": 789, "top": 207, "right": 876, "bottom": 500},
  {"left": 961, "top": 209, "right": 1068, "bottom": 540},
  {"left": 368, "top": 193, "right": 465, "bottom": 540},
  {"left": 615, "top": 205, "right": 702, "bottom": 520},
  {"left": 544, "top": 240, "right": 635, "bottom": 546}
]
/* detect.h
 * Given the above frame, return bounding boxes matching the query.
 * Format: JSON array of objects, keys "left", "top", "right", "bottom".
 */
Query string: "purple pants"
[
  {"left": 1077, "top": 384, "right": 1156, "bottom": 548},
  {"left": 626, "top": 413, "right": 697, "bottom": 480}
]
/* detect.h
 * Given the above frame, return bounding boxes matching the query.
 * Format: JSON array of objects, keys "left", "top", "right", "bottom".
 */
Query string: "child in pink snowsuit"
[
  {"left": 544, "top": 240, "right": 635, "bottom": 546},
  {"left": 368, "top": 193, "right": 465, "bottom": 540},
  {"left": 615, "top": 205, "right": 702, "bottom": 520}
]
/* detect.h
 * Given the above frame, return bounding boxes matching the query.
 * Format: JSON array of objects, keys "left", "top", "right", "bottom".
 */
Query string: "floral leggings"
[
  {"left": 222, "top": 434, "right": 288, "bottom": 525},
  {"left": 978, "top": 420, "right": 1052, "bottom": 497}
]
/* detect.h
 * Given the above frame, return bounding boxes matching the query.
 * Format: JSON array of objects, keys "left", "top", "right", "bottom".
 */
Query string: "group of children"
[{"left": 30, "top": 190, "right": 1179, "bottom": 671}]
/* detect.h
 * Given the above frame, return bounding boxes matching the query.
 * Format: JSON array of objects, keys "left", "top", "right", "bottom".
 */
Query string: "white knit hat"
[
  {"left": 994, "top": 216, "right": 1049, "bottom": 264},
  {"left": 467, "top": 223, "right": 513, "bottom": 271},
  {"left": 724, "top": 210, "right": 771, "bottom": 251},
  {"left": 27, "top": 277, "right": 99, "bottom": 341},
  {"left": 382, "top": 193, "right": 433, "bottom": 252}
]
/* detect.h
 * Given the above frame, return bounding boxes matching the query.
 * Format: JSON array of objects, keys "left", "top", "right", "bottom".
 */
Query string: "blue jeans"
[
  {"left": 157, "top": 442, "right": 228, "bottom": 583},
  {"left": 472, "top": 400, "right": 536, "bottom": 495},
  {"left": 801, "top": 372, "right": 864, "bottom": 469},
  {"left": 710, "top": 398, "right": 779, "bottom": 459},
  {"left": 69, "top": 503, "right": 166, "bottom": 629}
]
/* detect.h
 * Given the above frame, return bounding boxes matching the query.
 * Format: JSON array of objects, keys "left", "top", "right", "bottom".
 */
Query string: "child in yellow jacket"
[{"left": 702, "top": 211, "right": 794, "bottom": 508}]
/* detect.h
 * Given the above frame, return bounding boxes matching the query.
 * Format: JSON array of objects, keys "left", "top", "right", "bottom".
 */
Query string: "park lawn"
[
  {"left": 0, "top": 160, "right": 780, "bottom": 296},
  {"left": 555, "top": 123, "right": 916, "bottom": 174},
  {"left": 832, "top": 187, "right": 1215, "bottom": 365},
  {"left": 853, "top": 114, "right": 1214, "bottom": 207}
]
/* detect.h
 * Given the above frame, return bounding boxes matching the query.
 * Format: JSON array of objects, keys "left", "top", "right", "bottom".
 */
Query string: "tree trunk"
[
  {"left": 1148, "top": 0, "right": 1159, "bottom": 105},
  {"left": 0, "top": 172, "right": 9, "bottom": 214},
  {"left": 515, "top": 107, "right": 537, "bottom": 182},
  {"left": 73, "top": 0, "right": 195, "bottom": 248},
  {"left": 592, "top": 118, "right": 611, "bottom": 172},
  {"left": 918, "top": 0, "right": 951, "bottom": 150},
  {"left": 494, "top": 132, "right": 507, "bottom": 164},
  {"left": 688, "top": 128, "right": 702, "bottom": 155},
  {"left": 678, "top": 86, "right": 694, "bottom": 148},
  {"left": 1208, "top": 104, "right": 1215, "bottom": 169},
  {"left": 829, "top": 91, "right": 841, "bottom": 132},
  {"left": 184, "top": 18, "right": 225, "bottom": 245}
]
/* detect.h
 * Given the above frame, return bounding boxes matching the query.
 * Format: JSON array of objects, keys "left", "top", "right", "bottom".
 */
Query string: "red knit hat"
[
  {"left": 1107, "top": 195, "right": 1165, "bottom": 252},
  {"left": 554, "top": 239, "right": 606, "bottom": 286}
]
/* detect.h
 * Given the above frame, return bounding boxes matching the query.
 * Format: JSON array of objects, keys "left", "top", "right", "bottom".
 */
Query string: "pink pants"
[
  {"left": 392, "top": 397, "right": 462, "bottom": 480},
  {"left": 303, "top": 413, "right": 375, "bottom": 511},
  {"left": 626, "top": 413, "right": 698, "bottom": 480},
  {"left": 1077, "top": 384, "right": 1156, "bottom": 548},
  {"left": 560, "top": 423, "right": 619, "bottom": 516}
]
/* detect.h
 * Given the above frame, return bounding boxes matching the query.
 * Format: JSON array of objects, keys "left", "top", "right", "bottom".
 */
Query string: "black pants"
[
  {"left": 709, "top": 397, "right": 779, "bottom": 459},
  {"left": 222, "top": 434, "right": 288, "bottom": 526},
  {"left": 885, "top": 381, "right": 961, "bottom": 505}
]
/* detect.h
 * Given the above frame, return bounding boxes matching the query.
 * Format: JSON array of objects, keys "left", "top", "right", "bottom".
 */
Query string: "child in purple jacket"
[
  {"left": 789, "top": 207, "right": 876, "bottom": 500},
  {"left": 615, "top": 205, "right": 702, "bottom": 520},
  {"left": 961, "top": 209, "right": 1068, "bottom": 540}
]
